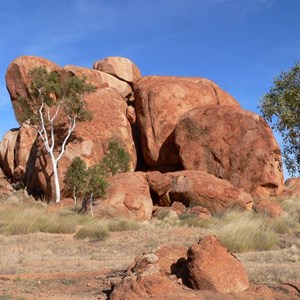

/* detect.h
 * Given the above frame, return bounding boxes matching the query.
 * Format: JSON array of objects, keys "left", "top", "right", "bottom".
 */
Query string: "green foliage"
[
  {"left": 17, "top": 66, "right": 95, "bottom": 124},
  {"left": 100, "top": 140, "right": 131, "bottom": 176},
  {"left": 64, "top": 141, "right": 129, "bottom": 207},
  {"left": 260, "top": 61, "right": 300, "bottom": 175},
  {"left": 64, "top": 157, "right": 108, "bottom": 203},
  {"left": 64, "top": 157, "right": 87, "bottom": 200},
  {"left": 85, "top": 164, "right": 108, "bottom": 199}
]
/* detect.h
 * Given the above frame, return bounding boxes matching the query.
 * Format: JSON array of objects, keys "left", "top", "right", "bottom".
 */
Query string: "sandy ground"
[{"left": 0, "top": 223, "right": 300, "bottom": 299}]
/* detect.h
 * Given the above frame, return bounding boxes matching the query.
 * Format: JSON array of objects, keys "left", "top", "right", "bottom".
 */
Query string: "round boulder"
[{"left": 175, "top": 105, "right": 284, "bottom": 197}]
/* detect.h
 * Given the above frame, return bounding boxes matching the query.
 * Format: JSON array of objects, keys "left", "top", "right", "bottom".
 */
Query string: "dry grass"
[
  {"left": 211, "top": 211, "right": 278, "bottom": 253},
  {"left": 0, "top": 203, "right": 141, "bottom": 241}
]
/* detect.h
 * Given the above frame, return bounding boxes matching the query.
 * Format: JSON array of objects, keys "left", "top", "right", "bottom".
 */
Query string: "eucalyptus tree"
[
  {"left": 260, "top": 61, "right": 300, "bottom": 175},
  {"left": 18, "top": 67, "right": 94, "bottom": 202}
]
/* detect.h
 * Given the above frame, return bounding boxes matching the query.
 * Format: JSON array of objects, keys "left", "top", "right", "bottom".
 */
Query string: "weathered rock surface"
[
  {"left": 147, "top": 171, "right": 172, "bottom": 196},
  {"left": 0, "top": 169, "right": 15, "bottom": 201},
  {"left": 111, "top": 247, "right": 199, "bottom": 300},
  {"left": 165, "top": 170, "right": 253, "bottom": 215},
  {"left": 64, "top": 65, "right": 132, "bottom": 98},
  {"left": 134, "top": 76, "right": 239, "bottom": 167},
  {"left": 253, "top": 199, "right": 284, "bottom": 218},
  {"left": 187, "top": 235, "right": 250, "bottom": 293},
  {"left": 0, "top": 129, "right": 19, "bottom": 178},
  {"left": 5, "top": 56, "right": 61, "bottom": 124},
  {"left": 14, "top": 122, "right": 37, "bottom": 181},
  {"left": 154, "top": 244, "right": 188, "bottom": 276},
  {"left": 175, "top": 105, "right": 284, "bottom": 197},
  {"left": 110, "top": 239, "right": 292, "bottom": 299},
  {"left": 27, "top": 87, "right": 136, "bottom": 199},
  {"left": 90, "top": 172, "right": 153, "bottom": 220},
  {"left": 93, "top": 56, "right": 142, "bottom": 84},
  {"left": 283, "top": 177, "right": 300, "bottom": 198}
]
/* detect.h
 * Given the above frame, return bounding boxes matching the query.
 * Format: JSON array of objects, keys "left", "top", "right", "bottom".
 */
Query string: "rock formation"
[
  {"left": 147, "top": 170, "right": 253, "bottom": 215},
  {"left": 134, "top": 76, "right": 240, "bottom": 167},
  {"left": 89, "top": 172, "right": 153, "bottom": 220},
  {"left": 110, "top": 235, "right": 293, "bottom": 299},
  {"left": 175, "top": 105, "right": 283, "bottom": 197},
  {"left": 1, "top": 54, "right": 285, "bottom": 218},
  {"left": 187, "top": 235, "right": 249, "bottom": 293}
]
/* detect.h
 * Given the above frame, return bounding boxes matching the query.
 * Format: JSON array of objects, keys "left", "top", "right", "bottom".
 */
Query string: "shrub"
[
  {"left": 64, "top": 157, "right": 87, "bottom": 203},
  {"left": 74, "top": 224, "right": 109, "bottom": 241},
  {"left": 101, "top": 140, "right": 131, "bottom": 176}
]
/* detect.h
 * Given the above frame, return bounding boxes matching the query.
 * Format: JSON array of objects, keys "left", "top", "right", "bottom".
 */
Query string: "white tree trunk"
[
  {"left": 50, "top": 156, "right": 61, "bottom": 203},
  {"left": 37, "top": 100, "right": 76, "bottom": 203}
]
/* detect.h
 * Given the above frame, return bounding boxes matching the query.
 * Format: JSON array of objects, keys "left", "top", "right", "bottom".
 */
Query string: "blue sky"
[{"left": 0, "top": 0, "right": 299, "bottom": 175}]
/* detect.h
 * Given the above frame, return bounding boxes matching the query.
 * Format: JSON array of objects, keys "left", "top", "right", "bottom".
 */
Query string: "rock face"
[
  {"left": 90, "top": 172, "right": 153, "bottom": 220},
  {"left": 0, "top": 129, "right": 19, "bottom": 178},
  {"left": 14, "top": 122, "right": 37, "bottom": 182},
  {"left": 64, "top": 65, "right": 132, "bottom": 98},
  {"left": 135, "top": 76, "right": 239, "bottom": 167},
  {"left": 187, "top": 235, "right": 250, "bottom": 293},
  {"left": 93, "top": 56, "right": 142, "bottom": 85},
  {"left": 175, "top": 105, "right": 284, "bottom": 197},
  {"left": 164, "top": 170, "right": 253, "bottom": 215},
  {"left": 5, "top": 56, "right": 60, "bottom": 124},
  {"left": 0, "top": 169, "right": 15, "bottom": 201}
]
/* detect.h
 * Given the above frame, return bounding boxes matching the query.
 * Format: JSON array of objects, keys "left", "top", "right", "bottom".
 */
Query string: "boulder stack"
[{"left": 1, "top": 55, "right": 285, "bottom": 217}]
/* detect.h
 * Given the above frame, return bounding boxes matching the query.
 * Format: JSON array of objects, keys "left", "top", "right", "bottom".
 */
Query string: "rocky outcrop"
[
  {"left": 175, "top": 105, "right": 284, "bottom": 197},
  {"left": 5, "top": 56, "right": 138, "bottom": 199},
  {"left": 93, "top": 56, "right": 142, "bottom": 86},
  {"left": 134, "top": 76, "right": 239, "bottom": 167},
  {"left": 4, "top": 54, "right": 285, "bottom": 208},
  {"left": 64, "top": 65, "right": 132, "bottom": 98},
  {"left": 148, "top": 170, "right": 253, "bottom": 215},
  {"left": 187, "top": 235, "right": 249, "bottom": 293},
  {"left": 110, "top": 236, "right": 293, "bottom": 299},
  {"left": 90, "top": 172, "right": 153, "bottom": 220},
  {"left": 5, "top": 56, "right": 60, "bottom": 124}
]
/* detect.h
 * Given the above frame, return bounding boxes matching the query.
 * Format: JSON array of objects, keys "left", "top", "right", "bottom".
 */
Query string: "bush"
[
  {"left": 74, "top": 225, "right": 109, "bottom": 241},
  {"left": 101, "top": 140, "right": 131, "bottom": 176}
]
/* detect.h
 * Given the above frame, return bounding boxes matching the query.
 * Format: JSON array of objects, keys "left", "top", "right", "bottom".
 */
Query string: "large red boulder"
[
  {"left": 93, "top": 56, "right": 142, "bottom": 85},
  {"left": 91, "top": 172, "right": 153, "bottom": 221},
  {"left": 5, "top": 56, "right": 60, "bottom": 124},
  {"left": 175, "top": 105, "right": 284, "bottom": 197},
  {"left": 165, "top": 170, "right": 253, "bottom": 215},
  {"left": 134, "top": 76, "right": 239, "bottom": 167},
  {"left": 187, "top": 235, "right": 250, "bottom": 293}
]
